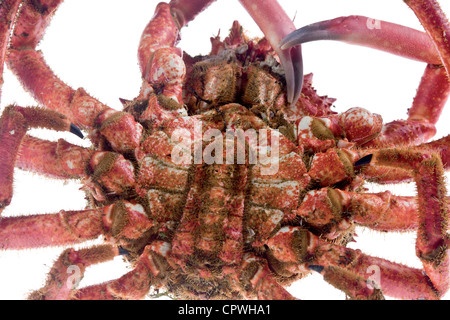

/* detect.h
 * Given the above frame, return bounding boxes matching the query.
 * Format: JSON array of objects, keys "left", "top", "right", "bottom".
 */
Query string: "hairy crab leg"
[
  {"left": 137, "top": 0, "right": 225, "bottom": 104},
  {"left": 365, "top": 149, "right": 449, "bottom": 296},
  {"left": 10, "top": 0, "right": 63, "bottom": 50},
  {"left": 6, "top": 0, "right": 100, "bottom": 129},
  {"left": 299, "top": 185, "right": 450, "bottom": 232},
  {"left": 238, "top": 0, "right": 303, "bottom": 105},
  {"left": 358, "top": 133, "right": 450, "bottom": 183},
  {"left": 28, "top": 245, "right": 120, "bottom": 300},
  {"left": 313, "top": 239, "right": 441, "bottom": 299},
  {"left": 16, "top": 135, "right": 91, "bottom": 179},
  {"left": 0, "top": 208, "right": 105, "bottom": 249},
  {"left": 1, "top": 201, "right": 156, "bottom": 299},
  {"left": 137, "top": 2, "right": 189, "bottom": 104},
  {"left": 265, "top": 227, "right": 441, "bottom": 299},
  {"left": 7, "top": 49, "right": 106, "bottom": 129},
  {"left": 72, "top": 254, "right": 153, "bottom": 300},
  {"left": 0, "top": 105, "right": 83, "bottom": 213},
  {"left": 0, "top": 0, "right": 22, "bottom": 104},
  {"left": 7, "top": 0, "right": 143, "bottom": 153},
  {"left": 297, "top": 188, "right": 419, "bottom": 233},
  {"left": 408, "top": 65, "right": 450, "bottom": 125},
  {"left": 3, "top": 134, "right": 137, "bottom": 208},
  {"left": 71, "top": 242, "right": 170, "bottom": 300},
  {"left": 234, "top": 254, "right": 296, "bottom": 300},
  {"left": 420, "top": 134, "right": 450, "bottom": 168},
  {"left": 131, "top": 1, "right": 203, "bottom": 130}
]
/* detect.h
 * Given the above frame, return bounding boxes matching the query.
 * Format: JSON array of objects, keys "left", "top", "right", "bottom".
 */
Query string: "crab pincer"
[
  {"left": 279, "top": 16, "right": 441, "bottom": 64},
  {"left": 238, "top": 0, "right": 304, "bottom": 106}
]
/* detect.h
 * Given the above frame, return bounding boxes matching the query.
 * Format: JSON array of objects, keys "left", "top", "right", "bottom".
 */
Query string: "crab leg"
[
  {"left": 405, "top": 0, "right": 450, "bottom": 75},
  {"left": 2, "top": 201, "right": 156, "bottom": 299},
  {"left": 0, "top": 208, "right": 105, "bottom": 249},
  {"left": 0, "top": 105, "right": 83, "bottom": 212},
  {"left": 361, "top": 149, "right": 450, "bottom": 296},
  {"left": 266, "top": 227, "right": 441, "bottom": 299},
  {"left": 7, "top": 50, "right": 108, "bottom": 129},
  {"left": 357, "top": 132, "right": 450, "bottom": 184},
  {"left": 6, "top": 0, "right": 143, "bottom": 154},
  {"left": 297, "top": 188, "right": 421, "bottom": 233},
  {"left": 72, "top": 255, "right": 153, "bottom": 300},
  {"left": 348, "top": 192, "right": 420, "bottom": 232},
  {"left": 298, "top": 185, "right": 450, "bottom": 233},
  {"left": 358, "top": 162, "right": 413, "bottom": 184},
  {"left": 419, "top": 134, "right": 450, "bottom": 168},
  {"left": 264, "top": 227, "right": 382, "bottom": 299},
  {"left": 8, "top": 50, "right": 142, "bottom": 153},
  {"left": 0, "top": 0, "right": 22, "bottom": 103},
  {"left": 28, "top": 245, "right": 120, "bottom": 300},
  {"left": 137, "top": 0, "right": 220, "bottom": 104},
  {"left": 279, "top": 16, "right": 442, "bottom": 64},
  {"left": 409, "top": 65, "right": 450, "bottom": 125},
  {"left": 365, "top": 64, "right": 450, "bottom": 148},
  {"left": 72, "top": 242, "right": 170, "bottom": 300},
  {"left": 307, "top": 265, "right": 384, "bottom": 300},
  {"left": 313, "top": 241, "right": 441, "bottom": 299},
  {"left": 15, "top": 135, "right": 91, "bottom": 179},
  {"left": 6, "top": 0, "right": 105, "bottom": 129},
  {"left": 137, "top": 2, "right": 187, "bottom": 104}
]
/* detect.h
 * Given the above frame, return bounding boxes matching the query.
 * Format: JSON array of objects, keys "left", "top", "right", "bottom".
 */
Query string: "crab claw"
[
  {"left": 354, "top": 154, "right": 373, "bottom": 167},
  {"left": 280, "top": 22, "right": 331, "bottom": 49},
  {"left": 280, "top": 16, "right": 441, "bottom": 65},
  {"left": 238, "top": 0, "right": 303, "bottom": 105},
  {"left": 70, "top": 123, "right": 84, "bottom": 139},
  {"left": 279, "top": 45, "right": 303, "bottom": 106},
  {"left": 307, "top": 265, "right": 325, "bottom": 273}
]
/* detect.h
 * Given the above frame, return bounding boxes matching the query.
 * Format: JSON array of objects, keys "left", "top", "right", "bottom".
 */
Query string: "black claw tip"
[
  {"left": 119, "top": 98, "right": 132, "bottom": 106},
  {"left": 354, "top": 154, "right": 373, "bottom": 167},
  {"left": 280, "top": 24, "right": 332, "bottom": 50},
  {"left": 308, "top": 265, "right": 325, "bottom": 273},
  {"left": 118, "top": 247, "right": 129, "bottom": 256},
  {"left": 70, "top": 123, "right": 84, "bottom": 139}
]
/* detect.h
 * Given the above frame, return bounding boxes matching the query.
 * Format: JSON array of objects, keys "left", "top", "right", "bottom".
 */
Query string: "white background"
[{"left": 1, "top": 0, "right": 450, "bottom": 300}]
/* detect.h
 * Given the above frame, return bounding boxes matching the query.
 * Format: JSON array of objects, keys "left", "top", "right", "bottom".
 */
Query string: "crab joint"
[
  {"left": 141, "top": 241, "right": 172, "bottom": 278},
  {"left": 265, "top": 226, "right": 319, "bottom": 265},
  {"left": 308, "top": 148, "right": 359, "bottom": 186},
  {"left": 307, "top": 265, "right": 385, "bottom": 300},
  {"left": 297, "top": 188, "right": 351, "bottom": 229},
  {"left": 103, "top": 201, "right": 155, "bottom": 241},
  {"left": 96, "top": 109, "right": 143, "bottom": 153},
  {"left": 87, "top": 152, "right": 136, "bottom": 201}
]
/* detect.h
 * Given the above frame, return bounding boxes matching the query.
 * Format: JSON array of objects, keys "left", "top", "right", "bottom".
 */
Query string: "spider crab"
[{"left": 0, "top": 0, "right": 450, "bottom": 300}]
